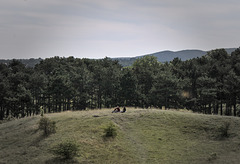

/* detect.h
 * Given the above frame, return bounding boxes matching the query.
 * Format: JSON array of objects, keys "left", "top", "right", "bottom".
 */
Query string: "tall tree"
[
  {"left": 207, "top": 49, "right": 230, "bottom": 115},
  {"left": 230, "top": 48, "right": 240, "bottom": 116},
  {"left": 132, "top": 56, "right": 160, "bottom": 108},
  {"left": 119, "top": 67, "right": 137, "bottom": 107},
  {"left": 0, "top": 63, "right": 9, "bottom": 120},
  {"left": 150, "top": 63, "right": 181, "bottom": 109}
]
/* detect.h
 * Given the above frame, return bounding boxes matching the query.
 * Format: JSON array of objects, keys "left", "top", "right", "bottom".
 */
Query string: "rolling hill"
[
  {"left": 1, "top": 108, "right": 240, "bottom": 164},
  {"left": 114, "top": 48, "right": 237, "bottom": 67}
]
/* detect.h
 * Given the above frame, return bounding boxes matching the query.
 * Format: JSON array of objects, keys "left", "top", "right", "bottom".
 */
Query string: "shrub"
[
  {"left": 208, "top": 152, "right": 217, "bottom": 161},
  {"left": 38, "top": 117, "right": 56, "bottom": 136},
  {"left": 50, "top": 140, "right": 79, "bottom": 159},
  {"left": 218, "top": 122, "right": 230, "bottom": 138},
  {"left": 104, "top": 123, "right": 117, "bottom": 138}
]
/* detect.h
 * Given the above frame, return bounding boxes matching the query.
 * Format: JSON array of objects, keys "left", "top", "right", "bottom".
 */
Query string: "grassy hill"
[{"left": 1, "top": 108, "right": 240, "bottom": 164}]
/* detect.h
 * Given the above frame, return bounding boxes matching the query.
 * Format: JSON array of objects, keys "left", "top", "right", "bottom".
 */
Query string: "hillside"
[
  {"left": 1, "top": 108, "right": 240, "bottom": 164},
  {"left": 150, "top": 49, "right": 206, "bottom": 62},
  {"left": 114, "top": 48, "right": 237, "bottom": 67}
]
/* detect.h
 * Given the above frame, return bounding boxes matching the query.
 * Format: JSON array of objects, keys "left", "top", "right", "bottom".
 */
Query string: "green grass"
[{"left": 1, "top": 108, "right": 240, "bottom": 163}]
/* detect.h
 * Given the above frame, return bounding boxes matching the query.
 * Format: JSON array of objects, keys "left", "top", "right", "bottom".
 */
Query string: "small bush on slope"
[
  {"left": 49, "top": 140, "right": 79, "bottom": 159},
  {"left": 104, "top": 123, "right": 117, "bottom": 138},
  {"left": 218, "top": 121, "right": 231, "bottom": 139},
  {"left": 38, "top": 117, "right": 56, "bottom": 136}
]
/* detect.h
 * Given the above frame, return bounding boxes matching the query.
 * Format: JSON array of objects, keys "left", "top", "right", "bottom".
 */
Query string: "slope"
[
  {"left": 115, "top": 48, "right": 237, "bottom": 67},
  {"left": 1, "top": 108, "right": 240, "bottom": 164}
]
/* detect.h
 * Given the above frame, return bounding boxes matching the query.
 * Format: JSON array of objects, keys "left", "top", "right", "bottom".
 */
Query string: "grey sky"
[{"left": 0, "top": 0, "right": 240, "bottom": 59}]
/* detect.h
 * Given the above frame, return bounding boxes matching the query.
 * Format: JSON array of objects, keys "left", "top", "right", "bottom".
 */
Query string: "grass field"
[{"left": 1, "top": 108, "right": 240, "bottom": 164}]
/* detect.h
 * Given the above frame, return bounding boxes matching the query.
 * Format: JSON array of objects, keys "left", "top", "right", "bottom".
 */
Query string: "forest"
[{"left": 0, "top": 48, "right": 240, "bottom": 120}]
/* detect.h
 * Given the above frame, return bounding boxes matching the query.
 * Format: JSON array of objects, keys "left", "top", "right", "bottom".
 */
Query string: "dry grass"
[{"left": 1, "top": 108, "right": 240, "bottom": 163}]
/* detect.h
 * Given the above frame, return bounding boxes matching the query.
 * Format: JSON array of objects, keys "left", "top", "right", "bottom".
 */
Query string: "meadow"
[{"left": 1, "top": 108, "right": 240, "bottom": 164}]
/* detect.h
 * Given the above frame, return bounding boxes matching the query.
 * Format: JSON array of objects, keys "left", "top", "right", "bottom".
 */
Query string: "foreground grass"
[{"left": 1, "top": 108, "right": 240, "bottom": 163}]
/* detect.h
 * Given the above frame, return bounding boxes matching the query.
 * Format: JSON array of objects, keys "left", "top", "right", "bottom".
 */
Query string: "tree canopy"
[{"left": 1, "top": 48, "right": 240, "bottom": 120}]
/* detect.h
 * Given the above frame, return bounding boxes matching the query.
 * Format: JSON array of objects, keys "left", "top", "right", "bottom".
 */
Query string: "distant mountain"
[
  {"left": 114, "top": 48, "right": 237, "bottom": 67},
  {"left": 225, "top": 48, "right": 237, "bottom": 54},
  {"left": 145, "top": 49, "right": 206, "bottom": 62},
  {"left": 0, "top": 58, "right": 43, "bottom": 67},
  {"left": 0, "top": 48, "right": 237, "bottom": 68}
]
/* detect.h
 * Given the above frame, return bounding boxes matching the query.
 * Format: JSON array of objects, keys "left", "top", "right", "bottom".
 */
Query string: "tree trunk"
[
  {"left": 215, "top": 102, "right": 219, "bottom": 115},
  {"left": 233, "top": 95, "right": 237, "bottom": 116},
  {"left": 208, "top": 103, "right": 212, "bottom": 114},
  {"left": 220, "top": 99, "right": 223, "bottom": 115},
  {"left": 0, "top": 106, "right": 4, "bottom": 120},
  {"left": 48, "top": 97, "right": 51, "bottom": 113},
  {"left": 67, "top": 98, "right": 70, "bottom": 111}
]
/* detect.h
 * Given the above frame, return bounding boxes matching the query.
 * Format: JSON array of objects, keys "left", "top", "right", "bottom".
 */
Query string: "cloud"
[{"left": 0, "top": 0, "right": 240, "bottom": 59}]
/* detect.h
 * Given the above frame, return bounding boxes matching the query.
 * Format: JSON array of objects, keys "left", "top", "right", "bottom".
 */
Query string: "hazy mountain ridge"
[
  {"left": 114, "top": 48, "right": 237, "bottom": 67},
  {"left": 0, "top": 48, "right": 237, "bottom": 67},
  {"left": 0, "top": 58, "right": 43, "bottom": 67}
]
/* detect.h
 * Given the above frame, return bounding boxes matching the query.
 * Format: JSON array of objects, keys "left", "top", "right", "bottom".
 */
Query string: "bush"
[
  {"left": 38, "top": 117, "right": 56, "bottom": 136},
  {"left": 50, "top": 140, "right": 79, "bottom": 159},
  {"left": 208, "top": 152, "right": 217, "bottom": 161},
  {"left": 218, "top": 122, "right": 230, "bottom": 138},
  {"left": 104, "top": 123, "right": 117, "bottom": 138}
]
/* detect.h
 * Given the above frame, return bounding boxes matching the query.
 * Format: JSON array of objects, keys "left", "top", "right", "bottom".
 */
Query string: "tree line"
[{"left": 0, "top": 48, "right": 240, "bottom": 120}]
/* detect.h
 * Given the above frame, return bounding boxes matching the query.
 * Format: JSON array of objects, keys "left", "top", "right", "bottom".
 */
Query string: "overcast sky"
[{"left": 0, "top": 0, "right": 240, "bottom": 59}]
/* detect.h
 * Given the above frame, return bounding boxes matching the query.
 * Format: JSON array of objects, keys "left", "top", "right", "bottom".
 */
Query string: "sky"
[{"left": 0, "top": 0, "right": 240, "bottom": 59}]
